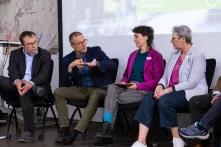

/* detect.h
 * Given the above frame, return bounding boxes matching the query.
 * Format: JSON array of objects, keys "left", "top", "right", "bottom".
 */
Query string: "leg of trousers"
[
  {"left": 75, "top": 88, "right": 106, "bottom": 132},
  {"left": 201, "top": 97, "right": 221, "bottom": 129},
  {"left": 55, "top": 86, "right": 90, "bottom": 128},
  {"left": 134, "top": 93, "right": 156, "bottom": 128},
  {"left": 20, "top": 91, "right": 35, "bottom": 132},
  {"left": 188, "top": 93, "right": 212, "bottom": 123},
  {"left": 0, "top": 76, "right": 17, "bottom": 97},
  {"left": 158, "top": 91, "right": 188, "bottom": 128},
  {"left": 0, "top": 76, "right": 35, "bottom": 132},
  {"left": 55, "top": 86, "right": 106, "bottom": 133},
  {"left": 104, "top": 84, "right": 126, "bottom": 114},
  {"left": 104, "top": 84, "right": 147, "bottom": 127}
]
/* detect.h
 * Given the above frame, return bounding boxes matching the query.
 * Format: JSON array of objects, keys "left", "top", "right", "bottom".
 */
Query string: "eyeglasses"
[
  {"left": 24, "top": 40, "right": 38, "bottom": 46},
  {"left": 72, "top": 39, "right": 88, "bottom": 46}
]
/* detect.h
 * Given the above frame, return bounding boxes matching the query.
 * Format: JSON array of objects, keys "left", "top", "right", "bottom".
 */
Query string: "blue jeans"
[{"left": 134, "top": 90, "right": 188, "bottom": 128}]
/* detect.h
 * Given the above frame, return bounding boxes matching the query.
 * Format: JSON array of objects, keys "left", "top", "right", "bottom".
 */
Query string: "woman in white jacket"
[{"left": 131, "top": 25, "right": 208, "bottom": 147}]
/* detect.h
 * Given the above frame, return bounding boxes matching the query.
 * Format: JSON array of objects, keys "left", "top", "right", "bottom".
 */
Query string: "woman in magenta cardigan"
[{"left": 94, "top": 26, "right": 165, "bottom": 146}]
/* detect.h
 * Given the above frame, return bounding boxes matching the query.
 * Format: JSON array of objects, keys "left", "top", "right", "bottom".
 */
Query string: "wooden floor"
[{"left": 0, "top": 121, "right": 217, "bottom": 147}]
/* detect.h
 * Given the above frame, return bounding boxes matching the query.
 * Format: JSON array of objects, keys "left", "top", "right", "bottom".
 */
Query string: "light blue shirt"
[{"left": 23, "top": 50, "right": 34, "bottom": 81}]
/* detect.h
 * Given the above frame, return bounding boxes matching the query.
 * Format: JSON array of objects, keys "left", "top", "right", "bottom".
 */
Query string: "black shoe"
[
  {"left": 54, "top": 127, "right": 70, "bottom": 144},
  {"left": 97, "top": 122, "right": 112, "bottom": 137},
  {"left": 18, "top": 131, "right": 35, "bottom": 143},
  {"left": 94, "top": 135, "right": 113, "bottom": 146},
  {"left": 94, "top": 122, "right": 113, "bottom": 146},
  {"left": 62, "top": 129, "right": 80, "bottom": 145}
]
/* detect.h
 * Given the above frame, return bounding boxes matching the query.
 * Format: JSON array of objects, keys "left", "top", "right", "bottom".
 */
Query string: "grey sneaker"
[
  {"left": 180, "top": 123, "right": 209, "bottom": 140},
  {"left": 18, "top": 131, "right": 35, "bottom": 143}
]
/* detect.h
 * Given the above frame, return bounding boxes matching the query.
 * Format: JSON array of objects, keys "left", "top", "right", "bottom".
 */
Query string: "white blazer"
[{"left": 159, "top": 48, "right": 208, "bottom": 101}]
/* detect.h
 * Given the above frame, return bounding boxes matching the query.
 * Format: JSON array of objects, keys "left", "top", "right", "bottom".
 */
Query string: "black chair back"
[
  {"left": 206, "top": 58, "right": 216, "bottom": 88},
  {"left": 110, "top": 58, "right": 119, "bottom": 83}
]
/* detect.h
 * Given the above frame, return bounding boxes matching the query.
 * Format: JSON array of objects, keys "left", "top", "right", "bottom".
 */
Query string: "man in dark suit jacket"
[
  {"left": 0, "top": 31, "right": 51, "bottom": 142},
  {"left": 54, "top": 31, "right": 117, "bottom": 145}
]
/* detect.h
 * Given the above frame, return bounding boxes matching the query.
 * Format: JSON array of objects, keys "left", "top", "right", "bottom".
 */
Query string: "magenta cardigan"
[{"left": 121, "top": 48, "right": 165, "bottom": 91}]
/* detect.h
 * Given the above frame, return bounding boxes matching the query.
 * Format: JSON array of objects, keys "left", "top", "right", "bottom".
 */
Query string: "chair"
[
  {"left": 205, "top": 58, "right": 216, "bottom": 91},
  {"left": 2, "top": 59, "right": 59, "bottom": 140},
  {"left": 68, "top": 58, "right": 119, "bottom": 126}
]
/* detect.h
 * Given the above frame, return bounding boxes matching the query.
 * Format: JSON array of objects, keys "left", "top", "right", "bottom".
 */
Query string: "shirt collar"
[{"left": 23, "top": 48, "right": 38, "bottom": 57}]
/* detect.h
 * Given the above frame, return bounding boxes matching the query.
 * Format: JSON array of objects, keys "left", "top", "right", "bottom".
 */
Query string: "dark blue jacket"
[{"left": 61, "top": 46, "right": 117, "bottom": 87}]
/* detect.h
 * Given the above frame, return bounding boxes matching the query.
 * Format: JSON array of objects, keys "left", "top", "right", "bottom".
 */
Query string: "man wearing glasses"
[
  {"left": 54, "top": 31, "right": 117, "bottom": 145},
  {"left": 0, "top": 31, "right": 52, "bottom": 142}
]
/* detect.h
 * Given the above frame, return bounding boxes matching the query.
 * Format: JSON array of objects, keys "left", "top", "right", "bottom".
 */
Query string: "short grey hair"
[{"left": 172, "top": 25, "right": 192, "bottom": 44}]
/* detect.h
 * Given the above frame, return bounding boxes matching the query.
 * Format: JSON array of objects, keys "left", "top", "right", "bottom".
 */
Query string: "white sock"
[{"left": 172, "top": 138, "right": 185, "bottom": 147}]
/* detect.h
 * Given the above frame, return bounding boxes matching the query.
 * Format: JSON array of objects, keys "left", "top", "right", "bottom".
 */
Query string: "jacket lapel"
[
  {"left": 20, "top": 50, "right": 26, "bottom": 76},
  {"left": 32, "top": 49, "right": 40, "bottom": 77}
]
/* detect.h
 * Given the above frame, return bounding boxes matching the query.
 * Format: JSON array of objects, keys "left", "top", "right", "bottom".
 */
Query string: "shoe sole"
[
  {"left": 18, "top": 139, "right": 34, "bottom": 143},
  {"left": 180, "top": 132, "right": 209, "bottom": 140}
]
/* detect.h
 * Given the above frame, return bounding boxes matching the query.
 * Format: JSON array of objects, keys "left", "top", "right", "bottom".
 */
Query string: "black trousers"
[
  {"left": 189, "top": 93, "right": 221, "bottom": 146},
  {"left": 189, "top": 93, "right": 221, "bottom": 128},
  {"left": 0, "top": 76, "right": 35, "bottom": 132},
  {"left": 188, "top": 93, "right": 213, "bottom": 124}
]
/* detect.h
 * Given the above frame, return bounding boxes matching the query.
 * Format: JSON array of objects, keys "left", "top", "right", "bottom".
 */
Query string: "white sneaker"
[
  {"left": 131, "top": 141, "right": 147, "bottom": 147},
  {"left": 172, "top": 138, "right": 185, "bottom": 147}
]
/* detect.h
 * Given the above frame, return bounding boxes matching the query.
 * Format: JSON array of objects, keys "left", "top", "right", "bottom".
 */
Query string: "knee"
[
  {"left": 107, "top": 83, "right": 118, "bottom": 91},
  {"left": 158, "top": 95, "right": 169, "bottom": 108},
  {"left": 213, "top": 97, "right": 221, "bottom": 106},
  {"left": 142, "top": 93, "right": 154, "bottom": 105},
  {"left": 89, "top": 88, "right": 106, "bottom": 103},
  {"left": 54, "top": 88, "right": 63, "bottom": 97},
  {"left": 54, "top": 88, "right": 65, "bottom": 100}
]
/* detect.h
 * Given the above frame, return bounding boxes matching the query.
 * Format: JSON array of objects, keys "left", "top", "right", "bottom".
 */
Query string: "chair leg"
[
  {"left": 117, "top": 111, "right": 126, "bottom": 133},
  {"left": 122, "top": 111, "right": 131, "bottom": 133},
  {"left": 38, "top": 107, "right": 49, "bottom": 140},
  {"left": 77, "top": 107, "right": 82, "bottom": 117},
  {"left": 14, "top": 109, "right": 20, "bottom": 134},
  {"left": 6, "top": 108, "right": 15, "bottom": 138},
  {"left": 49, "top": 105, "right": 59, "bottom": 130}
]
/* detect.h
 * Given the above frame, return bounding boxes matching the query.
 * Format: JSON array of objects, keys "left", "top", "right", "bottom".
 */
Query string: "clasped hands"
[
  {"left": 154, "top": 85, "right": 172, "bottom": 100},
  {"left": 15, "top": 79, "right": 34, "bottom": 96}
]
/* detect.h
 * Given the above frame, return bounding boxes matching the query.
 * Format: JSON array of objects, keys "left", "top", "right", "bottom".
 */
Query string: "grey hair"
[{"left": 172, "top": 25, "right": 192, "bottom": 44}]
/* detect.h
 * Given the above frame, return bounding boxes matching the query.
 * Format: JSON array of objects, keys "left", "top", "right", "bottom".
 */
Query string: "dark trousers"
[
  {"left": 135, "top": 91, "right": 188, "bottom": 128},
  {"left": 0, "top": 76, "right": 35, "bottom": 132},
  {"left": 188, "top": 94, "right": 212, "bottom": 123},
  {"left": 189, "top": 93, "right": 221, "bottom": 129},
  {"left": 201, "top": 98, "right": 221, "bottom": 129},
  {"left": 189, "top": 94, "right": 221, "bottom": 146}
]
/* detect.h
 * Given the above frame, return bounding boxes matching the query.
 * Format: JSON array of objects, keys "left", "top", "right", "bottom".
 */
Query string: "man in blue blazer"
[
  {"left": 0, "top": 31, "right": 52, "bottom": 142},
  {"left": 54, "top": 31, "right": 117, "bottom": 145}
]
